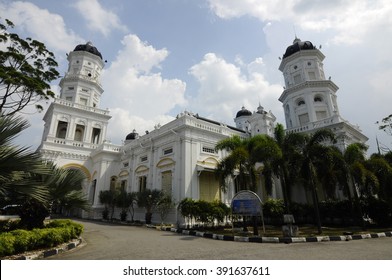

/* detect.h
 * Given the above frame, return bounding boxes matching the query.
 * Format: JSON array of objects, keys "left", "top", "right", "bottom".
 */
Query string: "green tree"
[
  {"left": 366, "top": 154, "right": 392, "bottom": 201},
  {"left": 116, "top": 190, "right": 137, "bottom": 222},
  {"left": 99, "top": 190, "right": 118, "bottom": 220},
  {"left": 178, "top": 198, "right": 196, "bottom": 228},
  {"left": 289, "top": 129, "right": 336, "bottom": 234},
  {"left": 137, "top": 189, "right": 162, "bottom": 224},
  {"left": 0, "top": 19, "right": 59, "bottom": 116},
  {"left": 156, "top": 192, "right": 175, "bottom": 225},
  {"left": 377, "top": 114, "right": 392, "bottom": 137}
]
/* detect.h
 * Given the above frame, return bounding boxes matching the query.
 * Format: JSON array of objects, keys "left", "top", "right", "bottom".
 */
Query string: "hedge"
[{"left": 0, "top": 219, "right": 83, "bottom": 258}]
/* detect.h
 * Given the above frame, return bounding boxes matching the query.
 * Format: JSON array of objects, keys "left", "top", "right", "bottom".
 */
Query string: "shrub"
[
  {"left": 0, "top": 233, "right": 16, "bottom": 256},
  {"left": 10, "top": 229, "right": 34, "bottom": 254},
  {"left": 364, "top": 198, "right": 392, "bottom": 227},
  {"left": 0, "top": 219, "right": 83, "bottom": 257},
  {"left": 263, "top": 198, "right": 285, "bottom": 219}
]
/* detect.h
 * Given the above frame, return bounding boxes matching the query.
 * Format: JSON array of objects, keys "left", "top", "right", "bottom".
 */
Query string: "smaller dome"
[
  {"left": 236, "top": 106, "right": 252, "bottom": 118},
  {"left": 125, "top": 129, "right": 138, "bottom": 140},
  {"left": 256, "top": 104, "right": 266, "bottom": 114},
  {"left": 73, "top": 41, "right": 102, "bottom": 59}
]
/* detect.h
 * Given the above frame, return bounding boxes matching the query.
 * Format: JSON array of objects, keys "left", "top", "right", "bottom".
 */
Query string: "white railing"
[
  {"left": 54, "top": 98, "right": 110, "bottom": 115},
  {"left": 46, "top": 137, "right": 120, "bottom": 153},
  {"left": 286, "top": 115, "right": 340, "bottom": 134}
]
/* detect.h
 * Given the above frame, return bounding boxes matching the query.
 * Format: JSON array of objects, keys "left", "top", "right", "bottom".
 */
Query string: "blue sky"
[{"left": 1, "top": 0, "right": 392, "bottom": 155}]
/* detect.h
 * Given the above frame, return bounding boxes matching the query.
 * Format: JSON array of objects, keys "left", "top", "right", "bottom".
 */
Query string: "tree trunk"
[{"left": 145, "top": 212, "right": 152, "bottom": 224}]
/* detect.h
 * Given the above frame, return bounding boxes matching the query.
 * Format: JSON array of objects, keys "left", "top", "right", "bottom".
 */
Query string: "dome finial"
[{"left": 293, "top": 25, "right": 300, "bottom": 43}]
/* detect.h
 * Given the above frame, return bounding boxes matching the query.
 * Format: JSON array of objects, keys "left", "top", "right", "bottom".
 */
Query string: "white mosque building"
[{"left": 38, "top": 39, "right": 368, "bottom": 223}]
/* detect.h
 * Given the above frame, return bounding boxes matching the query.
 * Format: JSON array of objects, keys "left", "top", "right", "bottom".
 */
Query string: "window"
[
  {"left": 80, "top": 97, "right": 88, "bottom": 105},
  {"left": 199, "top": 172, "right": 220, "bottom": 202},
  {"left": 65, "top": 97, "right": 72, "bottom": 102},
  {"left": 120, "top": 180, "right": 127, "bottom": 191},
  {"left": 74, "top": 125, "right": 85, "bottom": 141},
  {"left": 161, "top": 171, "right": 172, "bottom": 194},
  {"left": 163, "top": 147, "right": 173, "bottom": 155},
  {"left": 314, "top": 96, "right": 323, "bottom": 102},
  {"left": 123, "top": 162, "right": 129, "bottom": 168},
  {"left": 308, "top": 72, "right": 316, "bottom": 80},
  {"left": 139, "top": 176, "right": 147, "bottom": 192},
  {"left": 316, "top": 111, "right": 327, "bottom": 120},
  {"left": 68, "top": 86, "right": 75, "bottom": 90},
  {"left": 299, "top": 113, "right": 309, "bottom": 126},
  {"left": 297, "top": 99, "right": 305, "bottom": 106},
  {"left": 89, "top": 180, "right": 96, "bottom": 204},
  {"left": 110, "top": 177, "right": 117, "bottom": 192},
  {"left": 140, "top": 155, "right": 148, "bottom": 162},
  {"left": 91, "top": 128, "right": 101, "bottom": 144},
  {"left": 202, "top": 146, "right": 216, "bottom": 154},
  {"left": 294, "top": 74, "right": 302, "bottom": 84},
  {"left": 56, "top": 121, "right": 68, "bottom": 139}
]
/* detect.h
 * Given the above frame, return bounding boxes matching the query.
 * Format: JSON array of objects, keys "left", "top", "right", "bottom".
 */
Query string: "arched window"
[
  {"left": 297, "top": 99, "right": 305, "bottom": 106},
  {"left": 110, "top": 176, "right": 117, "bottom": 191},
  {"left": 56, "top": 121, "right": 68, "bottom": 139},
  {"left": 314, "top": 96, "right": 323, "bottom": 102}
]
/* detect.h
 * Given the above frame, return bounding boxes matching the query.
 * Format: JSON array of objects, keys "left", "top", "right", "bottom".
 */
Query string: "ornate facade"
[{"left": 38, "top": 39, "right": 367, "bottom": 223}]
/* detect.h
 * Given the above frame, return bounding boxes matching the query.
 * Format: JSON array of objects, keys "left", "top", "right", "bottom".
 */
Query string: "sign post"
[{"left": 231, "top": 190, "right": 265, "bottom": 235}]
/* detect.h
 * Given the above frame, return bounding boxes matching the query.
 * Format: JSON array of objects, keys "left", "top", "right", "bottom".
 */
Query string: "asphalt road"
[{"left": 48, "top": 219, "right": 392, "bottom": 260}]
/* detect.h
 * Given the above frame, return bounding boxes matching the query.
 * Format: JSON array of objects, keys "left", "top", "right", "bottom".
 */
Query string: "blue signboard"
[
  {"left": 232, "top": 199, "right": 261, "bottom": 215},
  {"left": 231, "top": 191, "right": 262, "bottom": 216}
]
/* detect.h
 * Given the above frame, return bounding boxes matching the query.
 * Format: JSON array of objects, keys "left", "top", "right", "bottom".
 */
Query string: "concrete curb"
[
  {"left": 6, "top": 238, "right": 83, "bottom": 260},
  {"left": 158, "top": 227, "right": 392, "bottom": 244}
]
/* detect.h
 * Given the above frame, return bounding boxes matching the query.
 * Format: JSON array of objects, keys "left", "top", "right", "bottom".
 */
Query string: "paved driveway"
[{"left": 48, "top": 219, "right": 392, "bottom": 260}]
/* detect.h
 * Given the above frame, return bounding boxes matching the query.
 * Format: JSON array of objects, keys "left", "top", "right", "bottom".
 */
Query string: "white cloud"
[
  {"left": 0, "top": 1, "right": 82, "bottom": 53},
  {"left": 101, "top": 34, "right": 187, "bottom": 144},
  {"left": 73, "top": 0, "right": 128, "bottom": 37},
  {"left": 208, "top": 0, "right": 392, "bottom": 45},
  {"left": 188, "top": 53, "right": 283, "bottom": 124}
]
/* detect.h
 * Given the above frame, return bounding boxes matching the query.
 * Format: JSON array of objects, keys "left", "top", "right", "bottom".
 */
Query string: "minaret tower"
[
  {"left": 39, "top": 42, "right": 111, "bottom": 162},
  {"left": 278, "top": 38, "right": 367, "bottom": 150}
]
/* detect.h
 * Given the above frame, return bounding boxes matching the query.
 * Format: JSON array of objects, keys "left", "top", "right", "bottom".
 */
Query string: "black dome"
[
  {"left": 236, "top": 106, "right": 252, "bottom": 118},
  {"left": 283, "top": 38, "right": 315, "bottom": 59},
  {"left": 73, "top": 42, "right": 102, "bottom": 59},
  {"left": 125, "top": 129, "right": 138, "bottom": 140}
]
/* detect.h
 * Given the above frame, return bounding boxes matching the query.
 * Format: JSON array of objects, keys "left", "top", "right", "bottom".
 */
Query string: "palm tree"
[
  {"left": 272, "top": 124, "right": 305, "bottom": 212},
  {"left": 365, "top": 154, "right": 392, "bottom": 199},
  {"left": 288, "top": 129, "right": 336, "bottom": 234},
  {"left": 41, "top": 162, "right": 90, "bottom": 216},
  {"left": 0, "top": 115, "right": 50, "bottom": 206},
  {"left": 215, "top": 134, "right": 281, "bottom": 193},
  {"left": 215, "top": 135, "right": 252, "bottom": 192}
]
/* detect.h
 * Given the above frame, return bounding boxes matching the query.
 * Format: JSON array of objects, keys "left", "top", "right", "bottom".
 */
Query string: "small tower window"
[
  {"left": 314, "top": 96, "right": 323, "bottom": 102},
  {"left": 56, "top": 121, "right": 68, "bottom": 139},
  {"left": 91, "top": 128, "right": 101, "bottom": 144},
  {"left": 297, "top": 99, "right": 305, "bottom": 106},
  {"left": 294, "top": 74, "right": 302, "bottom": 84},
  {"left": 74, "top": 124, "right": 85, "bottom": 141}
]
